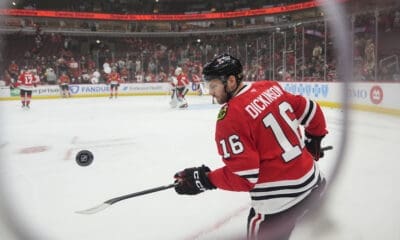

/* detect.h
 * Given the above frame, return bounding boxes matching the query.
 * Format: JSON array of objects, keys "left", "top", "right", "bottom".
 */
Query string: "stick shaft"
[
  {"left": 321, "top": 146, "right": 333, "bottom": 152},
  {"left": 76, "top": 183, "right": 177, "bottom": 214},
  {"left": 105, "top": 183, "right": 176, "bottom": 205}
]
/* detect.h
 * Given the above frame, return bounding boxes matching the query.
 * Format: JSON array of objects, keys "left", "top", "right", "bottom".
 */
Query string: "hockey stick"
[
  {"left": 321, "top": 146, "right": 333, "bottom": 152},
  {"left": 76, "top": 183, "right": 177, "bottom": 215},
  {"left": 76, "top": 147, "right": 333, "bottom": 215}
]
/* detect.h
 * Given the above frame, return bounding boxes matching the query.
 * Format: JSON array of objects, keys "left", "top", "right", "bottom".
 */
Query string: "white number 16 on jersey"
[{"left": 218, "top": 101, "right": 304, "bottom": 162}]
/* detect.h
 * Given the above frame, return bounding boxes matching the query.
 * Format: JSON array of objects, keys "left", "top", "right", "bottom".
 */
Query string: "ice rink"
[{"left": 0, "top": 94, "right": 399, "bottom": 240}]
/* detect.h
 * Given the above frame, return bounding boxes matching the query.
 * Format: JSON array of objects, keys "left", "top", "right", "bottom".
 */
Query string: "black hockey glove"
[
  {"left": 174, "top": 165, "right": 216, "bottom": 195},
  {"left": 304, "top": 133, "right": 325, "bottom": 161}
]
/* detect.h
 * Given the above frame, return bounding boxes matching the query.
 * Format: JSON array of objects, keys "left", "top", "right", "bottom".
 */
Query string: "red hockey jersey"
[
  {"left": 17, "top": 72, "right": 39, "bottom": 90},
  {"left": 58, "top": 75, "right": 70, "bottom": 85},
  {"left": 107, "top": 72, "right": 122, "bottom": 84},
  {"left": 176, "top": 74, "right": 189, "bottom": 88},
  {"left": 207, "top": 81, "right": 328, "bottom": 214}
]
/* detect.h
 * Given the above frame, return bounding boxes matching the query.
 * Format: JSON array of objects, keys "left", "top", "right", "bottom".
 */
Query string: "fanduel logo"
[{"left": 69, "top": 85, "right": 80, "bottom": 94}]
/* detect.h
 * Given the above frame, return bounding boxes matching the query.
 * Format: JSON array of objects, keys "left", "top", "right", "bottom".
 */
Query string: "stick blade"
[{"left": 75, "top": 203, "right": 111, "bottom": 215}]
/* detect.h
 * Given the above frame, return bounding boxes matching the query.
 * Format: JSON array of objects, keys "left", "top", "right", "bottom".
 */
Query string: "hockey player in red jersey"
[
  {"left": 173, "top": 54, "right": 328, "bottom": 240},
  {"left": 15, "top": 68, "right": 40, "bottom": 109},
  {"left": 170, "top": 67, "right": 189, "bottom": 108},
  {"left": 58, "top": 72, "right": 71, "bottom": 98},
  {"left": 107, "top": 68, "right": 123, "bottom": 99}
]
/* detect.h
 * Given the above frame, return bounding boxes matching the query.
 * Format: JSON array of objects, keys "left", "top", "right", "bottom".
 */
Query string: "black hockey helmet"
[{"left": 202, "top": 53, "right": 243, "bottom": 84}]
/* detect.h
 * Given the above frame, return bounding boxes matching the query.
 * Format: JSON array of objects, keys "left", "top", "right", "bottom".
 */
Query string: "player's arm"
[
  {"left": 17, "top": 74, "right": 23, "bottom": 85},
  {"left": 173, "top": 110, "right": 258, "bottom": 195},
  {"left": 183, "top": 76, "right": 189, "bottom": 86},
  {"left": 283, "top": 88, "right": 327, "bottom": 137},
  {"left": 283, "top": 85, "right": 328, "bottom": 160},
  {"left": 207, "top": 113, "right": 259, "bottom": 192},
  {"left": 171, "top": 76, "right": 178, "bottom": 87}
]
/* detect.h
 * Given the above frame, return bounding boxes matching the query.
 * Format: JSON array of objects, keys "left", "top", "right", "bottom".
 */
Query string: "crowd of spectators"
[
  {"left": 0, "top": 28, "right": 337, "bottom": 87},
  {"left": 352, "top": 8, "right": 400, "bottom": 81},
  {"left": 0, "top": 6, "right": 399, "bottom": 86}
]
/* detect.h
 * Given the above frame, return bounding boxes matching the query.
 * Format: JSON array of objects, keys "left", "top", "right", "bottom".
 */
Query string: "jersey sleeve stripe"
[
  {"left": 300, "top": 100, "right": 314, "bottom": 125},
  {"left": 234, "top": 169, "right": 259, "bottom": 183},
  {"left": 304, "top": 101, "right": 317, "bottom": 127},
  {"left": 234, "top": 169, "right": 259, "bottom": 176},
  {"left": 241, "top": 173, "right": 259, "bottom": 179},
  {"left": 244, "top": 176, "right": 259, "bottom": 184},
  {"left": 298, "top": 98, "right": 310, "bottom": 124}
]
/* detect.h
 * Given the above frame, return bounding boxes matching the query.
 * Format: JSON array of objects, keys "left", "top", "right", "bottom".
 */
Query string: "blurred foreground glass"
[{"left": 0, "top": 0, "right": 375, "bottom": 239}]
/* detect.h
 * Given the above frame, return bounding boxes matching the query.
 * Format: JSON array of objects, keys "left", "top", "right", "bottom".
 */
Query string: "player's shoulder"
[
  {"left": 246, "top": 81, "right": 286, "bottom": 99},
  {"left": 232, "top": 81, "right": 282, "bottom": 102},
  {"left": 222, "top": 81, "right": 284, "bottom": 119},
  {"left": 251, "top": 80, "right": 281, "bottom": 90},
  {"left": 217, "top": 99, "right": 247, "bottom": 124}
]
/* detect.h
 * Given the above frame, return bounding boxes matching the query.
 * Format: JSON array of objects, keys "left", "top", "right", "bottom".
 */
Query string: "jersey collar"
[{"left": 234, "top": 83, "right": 252, "bottom": 97}]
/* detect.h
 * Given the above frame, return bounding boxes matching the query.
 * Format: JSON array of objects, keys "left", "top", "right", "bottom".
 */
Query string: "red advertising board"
[{"left": 0, "top": 0, "right": 348, "bottom": 21}]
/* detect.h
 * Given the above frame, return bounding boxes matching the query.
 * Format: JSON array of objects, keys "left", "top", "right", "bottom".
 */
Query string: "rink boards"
[{"left": 0, "top": 81, "right": 399, "bottom": 116}]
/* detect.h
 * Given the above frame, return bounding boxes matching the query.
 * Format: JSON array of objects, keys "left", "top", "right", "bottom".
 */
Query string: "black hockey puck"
[{"left": 75, "top": 150, "right": 94, "bottom": 167}]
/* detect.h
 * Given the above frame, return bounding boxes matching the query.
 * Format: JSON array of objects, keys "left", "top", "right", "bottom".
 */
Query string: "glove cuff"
[
  {"left": 305, "top": 132, "right": 325, "bottom": 140},
  {"left": 199, "top": 165, "right": 216, "bottom": 190},
  {"left": 304, "top": 133, "right": 325, "bottom": 161}
]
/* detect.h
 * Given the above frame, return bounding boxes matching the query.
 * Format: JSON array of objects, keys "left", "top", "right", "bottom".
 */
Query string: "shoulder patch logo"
[{"left": 217, "top": 105, "right": 228, "bottom": 120}]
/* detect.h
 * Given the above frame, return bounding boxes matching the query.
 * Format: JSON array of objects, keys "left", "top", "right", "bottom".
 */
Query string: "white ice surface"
[{"left": 0, "top": 95, "right": 399, "bottom": 240}]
